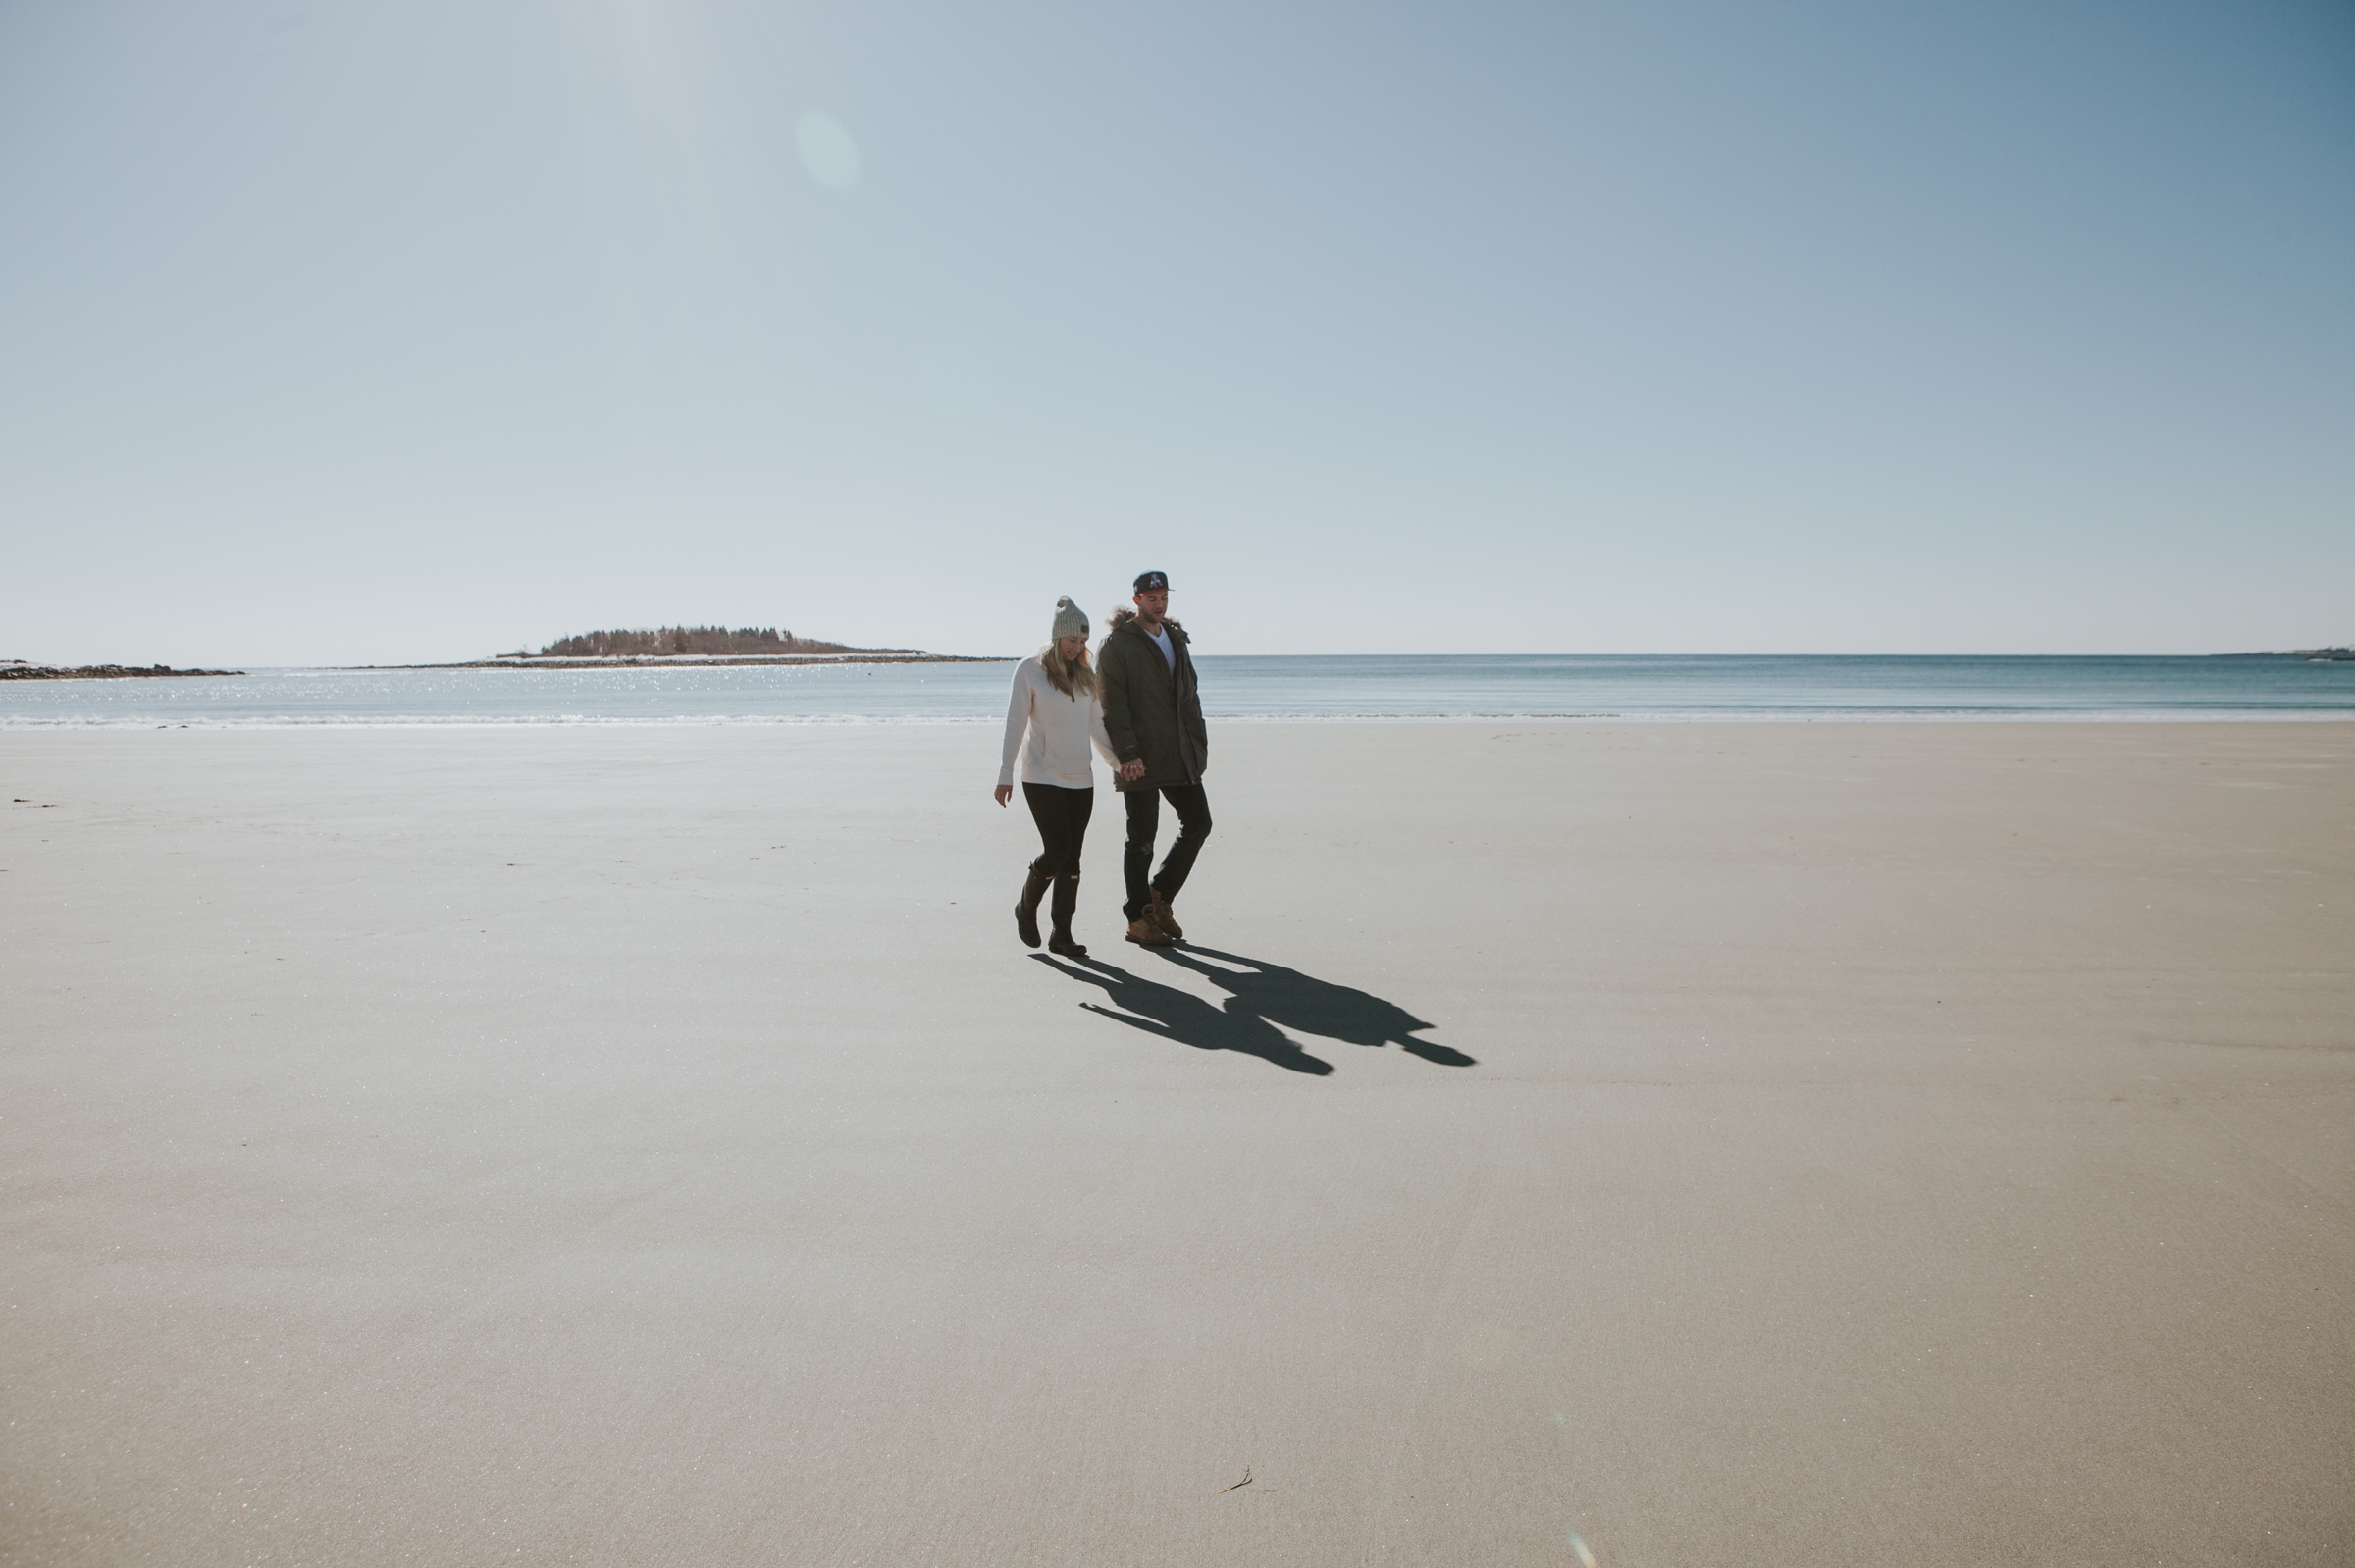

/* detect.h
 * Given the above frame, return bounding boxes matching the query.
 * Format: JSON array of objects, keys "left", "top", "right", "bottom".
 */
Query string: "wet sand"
[{"left": 2, "top": 721, "right": 2348, "bottom": 1566}]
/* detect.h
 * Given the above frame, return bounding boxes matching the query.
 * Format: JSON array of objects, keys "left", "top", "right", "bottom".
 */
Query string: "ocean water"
[{"left": 1, "top": 655, "right": 2348, "bottom": 727}]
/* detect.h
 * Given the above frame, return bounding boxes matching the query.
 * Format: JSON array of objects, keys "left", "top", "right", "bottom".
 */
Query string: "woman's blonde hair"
[{"left": 1041, "top": 634, "right": 1097, "bottom": 699}]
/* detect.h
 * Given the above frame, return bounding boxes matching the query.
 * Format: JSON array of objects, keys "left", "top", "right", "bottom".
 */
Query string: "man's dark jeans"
[{"left": 1122, "top": 784, "right": 1212, "bottom": 920}]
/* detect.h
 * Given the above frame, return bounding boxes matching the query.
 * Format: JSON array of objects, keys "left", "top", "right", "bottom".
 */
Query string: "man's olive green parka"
[{"left": 1097, "top": 610, "right": 1207, "bottom": 792}]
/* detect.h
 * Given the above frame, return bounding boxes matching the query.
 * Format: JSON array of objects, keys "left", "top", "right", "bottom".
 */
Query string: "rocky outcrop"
[{"left": 0, "top": 662, "right": 244, "bottom": 681}]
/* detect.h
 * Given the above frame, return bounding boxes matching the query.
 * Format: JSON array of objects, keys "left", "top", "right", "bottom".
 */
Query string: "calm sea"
[{"left": 1, "top": 655, "right": 2348, "bottom": 727}]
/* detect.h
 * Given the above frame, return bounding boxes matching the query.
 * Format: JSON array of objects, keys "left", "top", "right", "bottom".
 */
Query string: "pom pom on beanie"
[{"left": 1051, "top": 597, "right": 1089, "bottom": 640}]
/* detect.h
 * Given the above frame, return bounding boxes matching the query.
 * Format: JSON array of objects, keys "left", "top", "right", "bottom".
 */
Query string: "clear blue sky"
[{"left": 2, "top": 0, "right": 2348, "bottom": 663}]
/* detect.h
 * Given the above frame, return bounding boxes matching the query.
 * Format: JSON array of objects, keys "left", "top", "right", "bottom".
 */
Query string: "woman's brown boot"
[
  {"left": 1048, "top": 875, "right": 1086, "bottom": 957},
  {"left": 1015, "top": 868, "right": 1051, "bottom": 948}
]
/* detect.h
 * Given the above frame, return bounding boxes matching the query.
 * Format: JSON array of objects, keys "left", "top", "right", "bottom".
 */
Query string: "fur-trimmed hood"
[{"left": 1106, "top": 607, "right": 1185, "bottom": 637}]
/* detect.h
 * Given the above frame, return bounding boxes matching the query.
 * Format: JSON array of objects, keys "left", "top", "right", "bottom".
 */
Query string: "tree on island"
[{"left": 534, "top": 626, "right": 910, "bottom": 658}]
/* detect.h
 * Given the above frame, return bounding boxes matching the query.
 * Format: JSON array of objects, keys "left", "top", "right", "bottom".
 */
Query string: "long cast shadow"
[
  {"left": 1154, "top": 946, "right": 1476, "bottom": 1067},
  {"left": 1031, "top": 954, "right": 1336, "bottom": 1075}
]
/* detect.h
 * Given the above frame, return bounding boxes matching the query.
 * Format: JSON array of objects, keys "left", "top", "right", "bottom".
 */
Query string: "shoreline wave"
[{"left": 7, "top": 709, "right": 2349, "bottom": 730}]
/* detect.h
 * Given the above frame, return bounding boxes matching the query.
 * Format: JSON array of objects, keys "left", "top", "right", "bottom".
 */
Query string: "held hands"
[{"left": 993, "top": 785, "right": 1013, "bottom": 807}]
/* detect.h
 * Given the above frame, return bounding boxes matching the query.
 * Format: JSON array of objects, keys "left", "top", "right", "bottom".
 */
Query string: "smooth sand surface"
[{"left": 3, "top": 721, "right": 2349, "bottom": 1566}]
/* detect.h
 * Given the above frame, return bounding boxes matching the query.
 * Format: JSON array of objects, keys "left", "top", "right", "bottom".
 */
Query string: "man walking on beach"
[{"left": 1097, "top": 571, "right": 1210, "bottom": 948}]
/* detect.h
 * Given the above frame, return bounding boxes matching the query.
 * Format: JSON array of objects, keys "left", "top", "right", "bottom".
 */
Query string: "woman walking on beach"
[{"left": 996, "top": 597, "right": 1120, "bottom": 957}]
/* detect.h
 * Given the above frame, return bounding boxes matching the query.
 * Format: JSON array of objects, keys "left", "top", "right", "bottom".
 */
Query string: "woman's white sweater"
[{"left": 999, "top": 655, "right": 1119, "bottom": 788}]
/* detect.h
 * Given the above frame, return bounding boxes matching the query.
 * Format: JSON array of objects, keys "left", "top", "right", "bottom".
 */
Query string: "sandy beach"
[{"left": 2, "top": 720, "right": 2348, "bottom": 1566}]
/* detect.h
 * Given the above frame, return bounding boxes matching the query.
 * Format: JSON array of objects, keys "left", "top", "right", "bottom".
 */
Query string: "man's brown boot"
[
  {"left": 1125, "top": 915, "right": 1173, "bottom": 947},
  {"left": 1147, "top": 890, "right": 1184, "bottom": 941}
]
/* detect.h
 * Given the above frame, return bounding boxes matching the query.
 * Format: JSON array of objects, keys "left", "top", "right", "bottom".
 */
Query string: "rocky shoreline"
[{"left": 0, "top": 662, "right": 245, "bottom": 681}]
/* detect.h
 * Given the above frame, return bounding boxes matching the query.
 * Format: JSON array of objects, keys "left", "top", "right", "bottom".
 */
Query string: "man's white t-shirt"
[{"left": 1148, "top": 625, "right": 1176, "bottom": 670}]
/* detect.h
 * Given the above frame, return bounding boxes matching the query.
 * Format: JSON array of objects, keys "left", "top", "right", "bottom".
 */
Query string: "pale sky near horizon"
[{"left": 2, "top": 0, "right": 2348, "bottom": 664}]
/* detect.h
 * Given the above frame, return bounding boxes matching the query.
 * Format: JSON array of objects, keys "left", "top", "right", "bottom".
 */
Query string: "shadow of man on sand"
[
  {"left": 1033, "top": 954, "right": 1336, "bottom": 1075},
  {"left": 1033, "top": 947, "right": 1473, "bottom": 1073},
  {"left": 1155, "top": 946, "right": 1476, "bottom": 1067}
]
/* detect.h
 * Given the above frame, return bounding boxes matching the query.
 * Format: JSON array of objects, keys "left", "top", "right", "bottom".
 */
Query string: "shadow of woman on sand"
[
  {"left": 1153, "top": 946, "right": 1476, "bottom": 1067},
  {"left": 1031, "top": 954, "right": 1336, "bottom": 1075}
]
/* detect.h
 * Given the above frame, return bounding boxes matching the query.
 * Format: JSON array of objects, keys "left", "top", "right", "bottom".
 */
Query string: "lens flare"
[{"left": 796, "top": 111, "right": 862, "bottom": 190}]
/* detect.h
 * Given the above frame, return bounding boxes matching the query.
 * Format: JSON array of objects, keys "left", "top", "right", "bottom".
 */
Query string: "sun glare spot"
[{"left": 797, "top": 111, "right": 862, "bottom": 191}]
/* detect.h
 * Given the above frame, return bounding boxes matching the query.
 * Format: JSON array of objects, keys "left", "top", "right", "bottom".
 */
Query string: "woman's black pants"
[{"left": 1021, "top": 783, "right": 1094, "bottom": 878}]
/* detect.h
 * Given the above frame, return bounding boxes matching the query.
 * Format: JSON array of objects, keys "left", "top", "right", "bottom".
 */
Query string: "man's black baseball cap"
[{"left": 1133, "top": 571, "right": 1169, "bottom": 593}]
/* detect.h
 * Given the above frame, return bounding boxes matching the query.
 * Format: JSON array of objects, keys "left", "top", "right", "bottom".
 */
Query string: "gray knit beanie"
[{"left": 1051, "top": 596, "right": 1088, "bottom": 641}]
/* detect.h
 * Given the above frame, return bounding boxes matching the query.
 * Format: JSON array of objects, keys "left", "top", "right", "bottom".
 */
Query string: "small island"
[
  {"left": 427, "top": 625, "right": 1006, "bottom": 669},
  {"left": 2, "top": 628, "right": 1008, "bottom": 679},
  {"left": 2218, "top": 647, "right": 2355, "bottom": 662},
  {"left": 1, "top": 660, "right": 245, "bottom": 681}
]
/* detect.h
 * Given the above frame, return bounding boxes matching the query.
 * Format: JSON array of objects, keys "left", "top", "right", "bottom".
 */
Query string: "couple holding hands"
[{"left": 993, "top": 571, "right": 1211, "bottom": 958}]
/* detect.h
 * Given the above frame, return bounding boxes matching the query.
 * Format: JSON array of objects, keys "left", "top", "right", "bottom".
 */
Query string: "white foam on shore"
[{"left": 5, "top": 708, "right": 2349, "bottom": 730}]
